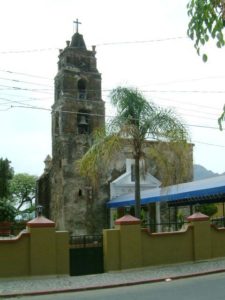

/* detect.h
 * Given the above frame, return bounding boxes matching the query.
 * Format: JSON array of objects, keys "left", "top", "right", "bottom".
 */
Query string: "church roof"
[
  {"left": 107, "top": 175, "right": 225, "bottom": 208},
  {"left": 70, "top": 32, "right": 87, "bottom": 50}
]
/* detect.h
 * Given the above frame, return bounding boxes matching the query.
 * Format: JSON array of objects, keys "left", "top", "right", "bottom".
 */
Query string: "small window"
[{"left": 78, "top": 79, "right": 86, "bottom": 100}]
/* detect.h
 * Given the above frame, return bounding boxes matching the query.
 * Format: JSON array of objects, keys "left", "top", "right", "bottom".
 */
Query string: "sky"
[{"left": 0, "top": 0, "right": 225, "bottom": 176}]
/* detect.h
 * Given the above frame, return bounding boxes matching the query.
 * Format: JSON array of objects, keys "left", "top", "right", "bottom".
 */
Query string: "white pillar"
[{"left": 156, "top": 202, "right": 161, "bottom": 232}]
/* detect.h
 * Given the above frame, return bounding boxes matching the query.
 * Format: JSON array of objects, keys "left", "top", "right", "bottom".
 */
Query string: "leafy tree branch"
[{"left": 187, "top": 0, "right": 225, "bottom": 61}]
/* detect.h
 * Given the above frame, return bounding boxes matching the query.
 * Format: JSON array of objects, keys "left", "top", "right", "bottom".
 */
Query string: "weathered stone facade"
[
  {"left": 37, "top": 29, "right": 194, "bottom": 235},
  {"left": 37, "top": 31, "right": 107, "bottom": 234}
]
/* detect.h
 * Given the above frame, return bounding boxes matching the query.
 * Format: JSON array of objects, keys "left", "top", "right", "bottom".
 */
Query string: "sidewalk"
[{"left": 1, "top": 258, "right": 225, "bottom": 298}]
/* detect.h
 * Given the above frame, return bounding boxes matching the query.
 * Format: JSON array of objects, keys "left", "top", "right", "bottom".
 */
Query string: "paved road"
[{"left": 14, "top": 272, "right": 225, "bottom": 300}]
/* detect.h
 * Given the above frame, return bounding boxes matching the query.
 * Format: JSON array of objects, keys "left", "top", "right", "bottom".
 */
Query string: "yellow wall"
[
  {"left": 29, "top": 227, "right": 57, "bottom": 276},
  {"left": 116, "top": 224, "right": 142, "bottom": 269},
  {"left": 103, "top": 214, "right": 225, "bottom": 272},
  {"left": 3, "top": 214, "right": 225, "bottom": 277},
  {"left": 0, "top": 233, "right": 30, "bottom": 277},
  {"left": 103, "top": 229, "right": 120, "bottom": 271},
  {"left": 0, "top": 220, "right": 69, "bottom": 278},
  {"left": 56, "top": 231, "right": 69, "bottom": 274},
  {"left": 141, "top": 228, "right": 194, "bottom": 266},
  {"left": 211, "top": 226, "right": 225, "bottom": 258}
]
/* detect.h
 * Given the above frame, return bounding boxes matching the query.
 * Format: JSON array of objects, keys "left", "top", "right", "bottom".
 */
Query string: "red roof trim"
[
  {"left": 187, "top": 212, "right": 209, "bottom": 222},
  {"left": 27, "top": 216, "right": 55, "bottom": 228},
  {"left": 115, "top": 214, "right": 141, "bottom": 225}
]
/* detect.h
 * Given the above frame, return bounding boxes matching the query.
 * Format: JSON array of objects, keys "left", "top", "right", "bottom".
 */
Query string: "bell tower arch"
[{"left": 50, "top": 23, "right": 105, "bottom": 234}]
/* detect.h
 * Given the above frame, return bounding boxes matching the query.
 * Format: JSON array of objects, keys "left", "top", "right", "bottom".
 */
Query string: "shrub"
[{"left": 0, "top": 198, "right": 16, "bottom": 222}]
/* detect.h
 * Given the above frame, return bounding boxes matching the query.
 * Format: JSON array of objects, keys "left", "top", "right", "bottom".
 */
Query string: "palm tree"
[{"left": 78, "top": 87, "right": 189, "bottom": 218}]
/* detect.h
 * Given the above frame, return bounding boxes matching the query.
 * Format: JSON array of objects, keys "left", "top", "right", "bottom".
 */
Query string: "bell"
[{"left": 78, "top": 115, "right": 88, "bottom": 125}]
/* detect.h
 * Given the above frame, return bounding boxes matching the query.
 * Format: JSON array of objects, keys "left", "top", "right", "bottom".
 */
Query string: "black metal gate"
[{"left": 69, "top": 235, "right": 104, "bottom": 276}]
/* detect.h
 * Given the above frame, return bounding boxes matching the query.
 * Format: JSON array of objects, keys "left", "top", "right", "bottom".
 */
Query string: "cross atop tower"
[{"left": 73, "top": 19, "right": 81, "bottom": 33}]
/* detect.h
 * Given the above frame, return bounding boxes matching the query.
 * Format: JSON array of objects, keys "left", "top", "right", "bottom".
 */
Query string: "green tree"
[
  {"left": 187, "top": 0, "right": 225, "bottom": 62},
  {"left": 78, "top": 87, "right": 189, "bottom": 218},
  {"left": 197, "top": 203, "right": 218, "bottom": 216},
  {"left": 9, "top": 173, "right": 37, "bottom": 218},
  {"left": 0, "top": 158, "right": 14, "bottom": 199},
  {"left": 0, "top": 198, "right": 16, "bottom": 222}
]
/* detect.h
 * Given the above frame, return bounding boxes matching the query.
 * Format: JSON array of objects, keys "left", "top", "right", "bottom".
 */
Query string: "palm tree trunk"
[{"left": 134, "top": 156, "right": 141, "bottom": 218}]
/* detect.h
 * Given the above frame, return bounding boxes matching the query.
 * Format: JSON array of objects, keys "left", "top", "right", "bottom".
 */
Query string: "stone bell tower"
[{"left": 50, "top": 21, "right": 105, "bottom": 234}]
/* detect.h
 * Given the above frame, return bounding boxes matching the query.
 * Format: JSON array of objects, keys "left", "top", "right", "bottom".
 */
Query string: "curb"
[{"left": 1, "top": 268, "right": 225, "bottom": 298}]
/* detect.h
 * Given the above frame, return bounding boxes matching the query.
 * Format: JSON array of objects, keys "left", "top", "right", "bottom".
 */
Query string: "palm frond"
[
  {"left": 145, "top": 107, "right": 189, "bottom": 142},
  {"left": 148, "top": 141, "right": 192, "bottom": 187},
  {"left": 76, "top": 128, "right": 123, "bottom": 187}
]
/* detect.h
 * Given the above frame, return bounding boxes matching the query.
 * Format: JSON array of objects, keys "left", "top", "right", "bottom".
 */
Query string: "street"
[{"left": 14, "top": 272, "right": 225, "bottom": 300}]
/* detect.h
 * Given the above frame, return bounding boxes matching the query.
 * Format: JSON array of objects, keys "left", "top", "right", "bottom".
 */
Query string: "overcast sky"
[{"left": 0, "top": 0, "right": 225, "bottom": 176}]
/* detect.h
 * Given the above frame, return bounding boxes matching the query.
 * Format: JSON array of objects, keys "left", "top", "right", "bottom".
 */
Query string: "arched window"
[
  {"left": 77, "top": 111, "right": 89, "bottom": 134},
  {"left": 77, "top": 79, "right": 86, "bottom": 100}
]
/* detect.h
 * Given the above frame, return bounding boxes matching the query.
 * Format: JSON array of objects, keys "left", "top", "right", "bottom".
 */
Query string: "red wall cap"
[
  {"left": 27, "top": 216, "right": 55, "bottom": 228},
  {"left": 187, "top": 212, "right": 209, "bottom": 222},
  {"left": 115, "top": 214, "right": 141, "bottom": 225}
]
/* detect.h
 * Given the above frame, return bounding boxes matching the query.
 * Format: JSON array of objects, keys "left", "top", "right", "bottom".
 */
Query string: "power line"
[
  {"left": 194, "top": 140, "right": 225, "bottom": 148},
  {"left": 188, "top": 124, "right": 220, "bottom": 130},
  {"left": 7, "top": 104, "right": 222, "bottom": 129},
  {"left": 95, "top": 36, "right": 187, "bottom": 46},
  {"left": 153, "top": 95, "right": 221, "bottom": 112},
  {"left": 156, "top": 101, "right": 219, "bottom": 118},
  {"left": 141, "top": 75, "right": 225, "bottom": 87},
  {"left": 0, "top": 77, "right": 53, "bottom": 87},
  {"left": 1, "top": 83, "right": 225, "bottom": 94},
  {"left": 0, "top": 69, "right": 52, "bottom": 80},
  {"left": 0, "top": 48, "right": 58, "bottom": 54},
  {"left": 0, "top": 84, "right": 53, "bottom": 94},
  {"left": 143, "top": 89, "right": 225, "bottom": 94},
  {"left": 0, "top": 83, "right": 222, "bottom": 121},
  {"left": 0, "top": 97, "right": 48, "bottom": 107},
  {"left": 5, "top": 104, "right": 225, "bottom": 149},
  {"left": 1, "top": 69, "right": 225, "bottom": 90},
  {"left": 5, "top": 97, "right": 221, "bottom": 122},
  {"left": 0, "top": 92, "right": 52, "bottom": 100},
  {"left": 0, "top": 36, "right": 187, "bottom": 55}
]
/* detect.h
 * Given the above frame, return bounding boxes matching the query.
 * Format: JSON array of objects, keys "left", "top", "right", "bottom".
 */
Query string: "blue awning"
[{"left": 107, "top": 175, "right": 225, "bottom": 208}]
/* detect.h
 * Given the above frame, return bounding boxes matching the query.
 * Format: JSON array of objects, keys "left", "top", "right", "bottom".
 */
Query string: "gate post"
[
  {"left": 27, "top": 215, "right": 69, "bottom": 276},
  {"left": 187, "top": 212, "right": 211, "bottom": 261},
  {"left": 115, "top": 214, "right": 142, "bottom": 270}
]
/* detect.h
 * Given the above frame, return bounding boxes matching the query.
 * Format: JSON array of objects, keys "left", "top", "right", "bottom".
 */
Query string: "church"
[{"left": 37, "top": 22, "right": 193, "bottom": 235}]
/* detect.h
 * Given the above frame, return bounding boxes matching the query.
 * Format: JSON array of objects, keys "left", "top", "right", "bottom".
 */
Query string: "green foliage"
[
  {"left": 197, "top": 203, "right": 218, "bottom": 216},
  {"left": 0, "top": 158, "right": 14, "bottom": 199},
  {"left": 187, "top": 0, "right": 225, "bottom": 61},
  {"left": 77, "top": 127, "right": 122, "bottom": 187},
  {"left": 177, "top": 211, "right": 185, "bottom": 229},
  {"left": 9, "top": 173, "right": 37, "bottom": 216},
  {"left": 0, "top": 198, "right": 16, "bottom": 222},
  {"left": 148, "top": 141, "right": 192, "bottom": 187},
  {"left": 0, "top": 160, "right": 36, "bottom": 221},
  {"left": 78, "top": 86, "right": 189, "bottom": 218}
]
